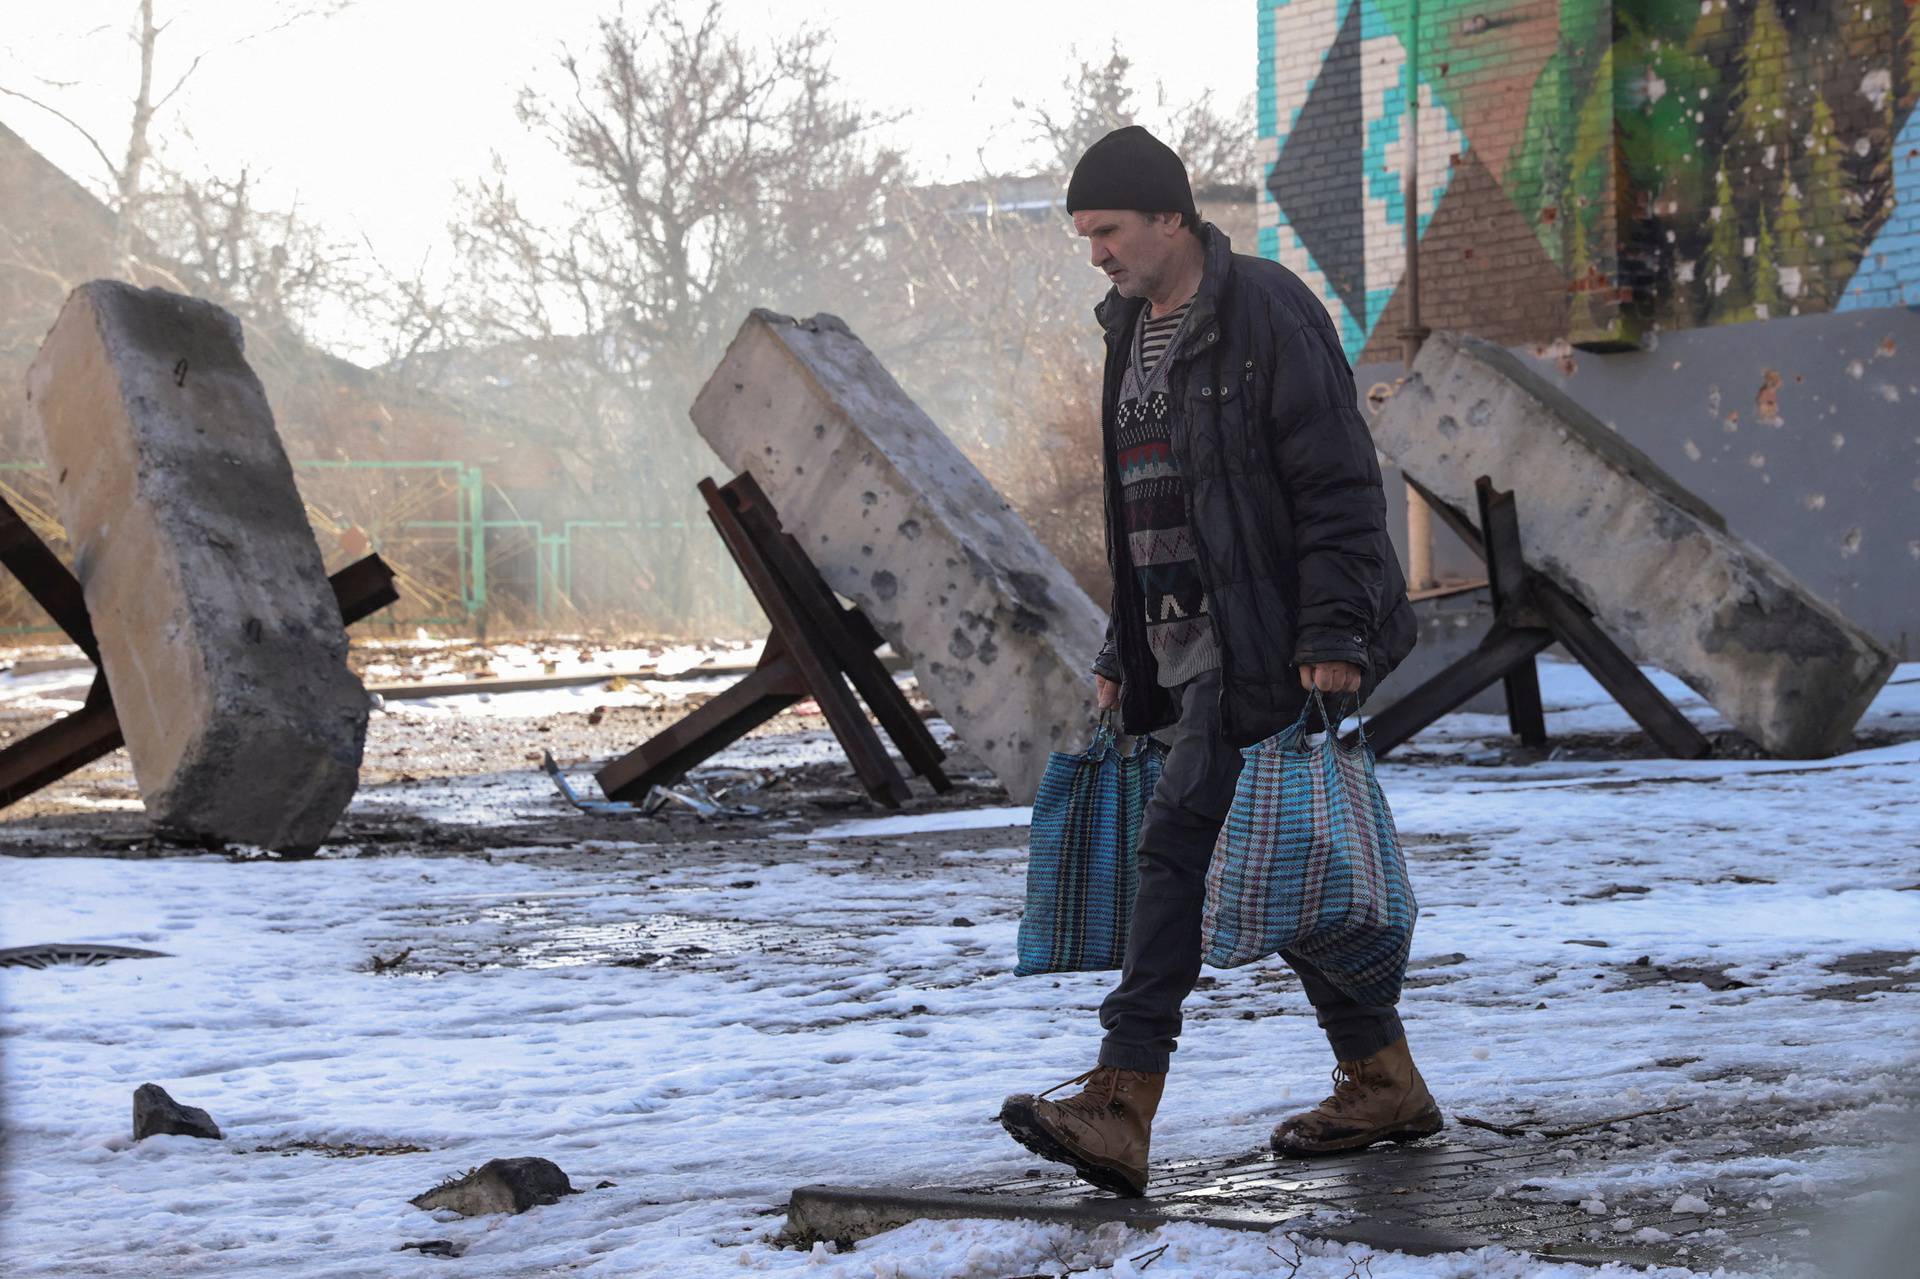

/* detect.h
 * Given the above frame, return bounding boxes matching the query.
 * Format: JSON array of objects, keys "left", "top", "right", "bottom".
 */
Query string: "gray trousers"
[{"left": 1097, "top": 668, "right": 1405, "bottom": 1074}]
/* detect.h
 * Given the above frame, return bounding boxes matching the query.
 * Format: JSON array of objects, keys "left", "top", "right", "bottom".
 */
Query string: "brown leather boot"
[
  {"left": 1270, "top": 1036, "right": 1444, "bottom": 1157},
  {"left": 999, "top": 1066, "right": 1165, "bottom": 1197}
]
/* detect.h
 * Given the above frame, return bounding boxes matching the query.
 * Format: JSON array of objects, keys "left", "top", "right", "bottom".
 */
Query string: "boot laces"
[
  {"left": 1325, "top": 1060, "right": 1371, "bottom": 1114},
  {"left": 1040, "top": 1067, "right": 1125, "bottom": 1117}
]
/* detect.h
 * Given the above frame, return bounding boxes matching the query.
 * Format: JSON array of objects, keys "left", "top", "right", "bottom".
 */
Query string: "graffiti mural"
[{"left": 1257, "top": 0, "right": 1920, "bottom": 361}]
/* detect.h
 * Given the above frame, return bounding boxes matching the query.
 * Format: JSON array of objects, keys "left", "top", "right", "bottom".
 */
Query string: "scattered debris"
[
  {"left": 644, "top": 780, "right": 764, "bottom": 820},
  {"left": 1130, "top": 1241, "right": 1170, "bottom": 1270},
  {"left": 1619, "top": 958, "right": 1753, "bottom": 992},
  {"left": 410, "top": 1157, "right": 576, "bottom": 1217},
  {"left": 541, "top": 751, "right": 768, "bottom": 819},
  {"left": 368, "top": 947, "right": 413, "bottom": 974},
  {"left": 252, "top": 1139, "right": 427, "bottom": 1158},
  {"left": 133, "top": 1083, "right": 222, "bottom": 1141},
  {"left": 1579, "top": 884, "right": 1651, "bottom": 900},
  {"left": 541, "top": 750, "right": 641, "bottom": 814}
]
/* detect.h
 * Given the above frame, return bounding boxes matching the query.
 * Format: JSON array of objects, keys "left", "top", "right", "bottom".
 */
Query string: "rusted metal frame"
[
  {"left": 1354, "top": 623, "right": 1555, "bottom": 757},
  {"left": 0, "top": 493, "right": 96, "bottom": 660},
  {"left": 712, "top": 476, "right": 912, "bottom": 805},
  {"left": 722, "top": 473, "right": 950, "bottom": 793},
  {"left": 1531, "top": 585, "right": 1713, "bottom": 759},
  {"left": 0, "top": 676, "right": 123, "bottom": 808},
  {"left": 596, "top": 472, "right": 959, "bottom": 807},
  {"left": 595, "top": 638, "right": 807, "bottom": 799},
  {"left": 1361, "top": 473, "right": 1706, "bottom": 757},
  {"left": 0, "top": 553, "right": 398, "bottom": 809},
  {"left": 1477, "top": 479, "right": 1547, "bottom": 746}
]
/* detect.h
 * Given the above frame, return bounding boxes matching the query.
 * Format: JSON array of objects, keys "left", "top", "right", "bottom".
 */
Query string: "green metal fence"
[{"left": 0, "top": 459, "right": 753, "bottom": 635}]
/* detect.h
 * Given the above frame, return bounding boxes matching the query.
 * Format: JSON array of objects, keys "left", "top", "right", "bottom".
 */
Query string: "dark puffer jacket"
[{"left": 1093, "top": 224, "right": 1417, "bottom": 745}]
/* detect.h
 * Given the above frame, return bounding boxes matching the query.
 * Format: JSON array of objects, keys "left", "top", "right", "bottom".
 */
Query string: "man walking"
[{"left": 998, "top": 126, "right": 1434, "bottom": 1197}]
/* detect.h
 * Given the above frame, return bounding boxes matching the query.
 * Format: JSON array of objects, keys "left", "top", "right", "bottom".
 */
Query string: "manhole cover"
[{"left": 0, "top": 943, "right": 171, "bottom": 969}]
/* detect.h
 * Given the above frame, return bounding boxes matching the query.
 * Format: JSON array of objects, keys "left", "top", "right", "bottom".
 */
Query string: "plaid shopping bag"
[
  {"left": 1015, "top": 716, "right": 1168, "bottom": 977},
  {"left": 1199, "top": 690, "right": 1416, "bottom": 1006}
]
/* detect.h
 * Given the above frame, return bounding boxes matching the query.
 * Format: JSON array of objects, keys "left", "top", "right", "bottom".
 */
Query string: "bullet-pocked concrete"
[
  {"left": 693, "top": 311, "right": 1106, "bottom": 804},
  {"left": 1372, "top": 332, "right": 1895, "bottom": 757}
]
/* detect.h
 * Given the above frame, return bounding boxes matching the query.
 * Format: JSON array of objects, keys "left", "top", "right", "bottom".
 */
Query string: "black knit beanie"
[{"left": 1065, "top": 125, "right": 1197, "bottom": 221}]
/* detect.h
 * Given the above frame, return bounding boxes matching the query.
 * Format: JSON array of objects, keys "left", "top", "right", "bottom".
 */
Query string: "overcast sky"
[{"left": 3, "top": 0, "right": 1256, "bottom": 299}]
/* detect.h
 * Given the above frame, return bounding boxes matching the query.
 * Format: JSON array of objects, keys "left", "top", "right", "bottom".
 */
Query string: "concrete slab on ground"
[
  {"left": 24, "top": 281, "right": 367, "bottom": 850},
  {"left": 692, "top": 310, "right": 1105, "bottom": 804},
  {"left": 1373, "top": 331, "right": 1895, "bottom": 757},
  {"left": 787, "top": 1130, "right": 1828, "bottom": 1271}
]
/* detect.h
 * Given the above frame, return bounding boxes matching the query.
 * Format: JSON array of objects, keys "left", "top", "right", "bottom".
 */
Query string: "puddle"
[{"left": 386, "top": 902, "right": 861, "bottom": 974}]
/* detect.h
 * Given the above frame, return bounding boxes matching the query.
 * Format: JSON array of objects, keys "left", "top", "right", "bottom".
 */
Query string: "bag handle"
[
  {"left": 1305, "top": 687, "right": 1370, "bottom": 748},
  {"left": 1085, "top": 705, "right": 1120, "bottom": 755}
]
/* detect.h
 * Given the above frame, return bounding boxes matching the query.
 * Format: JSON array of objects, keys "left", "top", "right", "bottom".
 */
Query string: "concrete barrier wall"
[
  {"left": 692, "top": 311, "right": 1106, "bottom": 803},
  {"left": 26, "top": 282, "right": 368, "bottom": 850}
]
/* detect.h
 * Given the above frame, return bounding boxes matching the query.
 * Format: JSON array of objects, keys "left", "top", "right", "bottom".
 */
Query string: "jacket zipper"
[
  {"left": 1166, "top": 341, "right": 1235, "bottom": 736},
  {"left": 1099, "top": 315, "right": 1149, "bottom": 723}
]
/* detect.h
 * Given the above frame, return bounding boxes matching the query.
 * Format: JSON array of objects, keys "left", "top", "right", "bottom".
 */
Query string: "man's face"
[{"left": 1073, "top": 209, "right": 1177, "bottom": 298}]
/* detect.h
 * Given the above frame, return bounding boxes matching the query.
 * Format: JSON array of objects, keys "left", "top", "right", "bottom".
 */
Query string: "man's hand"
[
  {"left": 1095, "top": 674, "right": 1122, "bottom": 710},
  {"left": 1299, "top": 660, "right": 1363, "bottom": 695}
]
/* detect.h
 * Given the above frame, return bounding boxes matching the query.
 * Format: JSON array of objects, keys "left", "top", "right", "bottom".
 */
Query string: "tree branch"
[{"left": 0, "top": 84, "right": 122, "bottom": 184}]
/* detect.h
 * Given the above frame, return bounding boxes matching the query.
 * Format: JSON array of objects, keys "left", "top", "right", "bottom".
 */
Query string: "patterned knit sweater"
[{"left": 1114, "top": 297, "right": 1218, "bottom": 688}]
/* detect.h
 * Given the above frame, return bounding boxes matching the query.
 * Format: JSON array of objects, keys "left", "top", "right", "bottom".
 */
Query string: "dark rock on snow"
[
  {"left": 133, "top": 1083, "right": 223, "bottom": 1141},
  {"left": 411, "top": 1157, "right": 576, "bottom": 1217}
]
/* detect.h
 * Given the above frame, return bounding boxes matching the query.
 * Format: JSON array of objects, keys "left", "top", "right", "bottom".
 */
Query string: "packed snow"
[{"left": 2, "top": 657, "right": 1916, "bottom": 1276}]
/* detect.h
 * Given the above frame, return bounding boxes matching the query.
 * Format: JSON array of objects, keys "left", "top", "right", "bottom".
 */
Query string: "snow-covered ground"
[{"left": 2, "top": 659, "right": 1916, "bottom": 1277}]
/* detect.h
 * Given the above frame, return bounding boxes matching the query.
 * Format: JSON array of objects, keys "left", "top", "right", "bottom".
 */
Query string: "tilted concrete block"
[
  {"left": 25, "top": 282, "right": 368, "bottom": 849},
  {"left": 1373, "top": 332, "right": 1895, "bottom": 757},
  {"left": 693, "top": 311, "right": 1105, "bottom": 803}
]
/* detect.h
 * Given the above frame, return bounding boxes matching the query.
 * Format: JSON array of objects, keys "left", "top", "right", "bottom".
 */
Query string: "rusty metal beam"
[
  {"left": 0, "top": 492, "right": 95, "bottom": 660},
  {"left": 0, "top": 553, "right": 397, "bottom": 811},
  {"left": 1354, "top": 478, "right": 1706, "bottom": 759}
]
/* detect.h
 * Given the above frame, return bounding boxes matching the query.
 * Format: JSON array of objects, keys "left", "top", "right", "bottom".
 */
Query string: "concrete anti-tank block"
[
  {"left": 693, "top": 311, "right": 1106, "bottom": 803},
  {"left": 1373, "top": 331, "right": 1894, "bottom": 757},
  {"left": 25, "top": 282, "right": 369, "bottom": 849}
]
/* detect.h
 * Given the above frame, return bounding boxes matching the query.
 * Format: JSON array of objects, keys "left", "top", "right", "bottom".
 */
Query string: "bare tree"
[
  {"left": 453, "top": 2, "right": 906, "bottom": 462},
  {"left": 136, "top": 164, "right": 364, "bottom": 346},
  {"left": 0, "top": 0, "right": 352, "bottom": 267},
  {"left": 445, "top": 0, "right": 907, "bottom": 624},
  {"left": 1021, "top": 44, "right": 1142, "bottom": 177},
  {"left": 1019, "top": 42, "right": 1255, "bottom": 193}
]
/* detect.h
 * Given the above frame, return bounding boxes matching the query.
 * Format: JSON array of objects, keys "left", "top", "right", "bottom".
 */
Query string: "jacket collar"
[{"left": 1094, "top": 222, "right": 1234, "bottom": 352}]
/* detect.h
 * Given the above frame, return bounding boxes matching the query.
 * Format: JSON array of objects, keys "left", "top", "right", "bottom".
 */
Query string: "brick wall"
[{"left": 1258, "top": 0, "right": 1920, "bottom": 362}]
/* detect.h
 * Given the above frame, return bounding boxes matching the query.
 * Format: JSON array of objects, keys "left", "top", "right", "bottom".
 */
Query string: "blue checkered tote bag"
[
  {"left": 1199, "top": 690, "right": 1416, "bottom": 1006},
  {"left": 1015, "top": 715, "right": 1168, "bottom": 977}
]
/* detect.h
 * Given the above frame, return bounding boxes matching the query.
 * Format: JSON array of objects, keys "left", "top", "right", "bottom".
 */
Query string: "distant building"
[{"left": 889, "top": 172, "right": 1258, "bottom": 246}]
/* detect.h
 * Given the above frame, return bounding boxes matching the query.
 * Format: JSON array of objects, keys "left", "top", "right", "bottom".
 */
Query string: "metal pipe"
[
  {"left": 1400, "top": 0, "right": 1435, "bottom": 591},
  {"left": 1401, "top": 1, "right": 1424, "bottom": 365}
]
